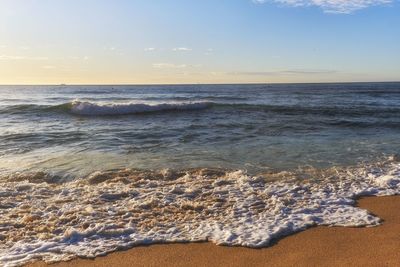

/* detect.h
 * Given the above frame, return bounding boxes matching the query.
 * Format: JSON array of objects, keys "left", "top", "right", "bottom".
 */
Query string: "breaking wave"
[
  {"left": 0, "top": 100, "right": 213, "bottom": 116},
  {"left": 2, "top": 99, "right": 400, "bottom": 119},
  {"left": 0, "top": 157, "right": 399, "bottom": 266},
  {"left": 67, "top": 100, "right": 213, "bottom": 116}
]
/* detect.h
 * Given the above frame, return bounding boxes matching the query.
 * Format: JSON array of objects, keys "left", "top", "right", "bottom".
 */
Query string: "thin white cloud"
[
  {"left": 253, "top": 0, "right": 393, "bottom": 13},
  {"left": 172, "top": 47, "right": 192, "bottom": 52},
  {"left": 0, "top": 55, "right": 24, "bottom": 60},
  {"left": 102, "top": 46, "right": 124, "bottom": 55},
  {"left": 0, "top": 55, "right": 48, "bottom": 60},
  {"left": 103, "top": 46, "right": 116, "bottom": 51},
  {"left": 144, "top": 47, "right": 156, "bottom": 52},
  {"left": 19, "top": 46, "right": 30, "bottom": 50},
  {"left": 152, "top": 63, "right": 202, "bottom": 69},
  {"left": 153, "top": 63, "right": 188, "bottom": 69},
  {"left": 69, "top": 56, "right": 92, "bottom": 61},
  {"left": 204, "top": 48, "right": 214, "bottom": 55},
  {"left": 228, "top": 69, "right": 336, "bottom": 76}
]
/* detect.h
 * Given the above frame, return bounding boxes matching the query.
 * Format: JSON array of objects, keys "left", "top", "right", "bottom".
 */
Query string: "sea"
[{"left": 0, "top": 83, "right": 400, "bottom": 266}]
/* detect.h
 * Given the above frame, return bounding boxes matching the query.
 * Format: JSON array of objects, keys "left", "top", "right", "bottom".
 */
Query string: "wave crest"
[{"left": 68, "top": 100, "right": 212, "bottom": 116}]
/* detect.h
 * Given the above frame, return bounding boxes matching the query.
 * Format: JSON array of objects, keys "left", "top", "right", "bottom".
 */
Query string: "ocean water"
[{"left": 1, "top": 83, "right": 400, "bottom": 266}]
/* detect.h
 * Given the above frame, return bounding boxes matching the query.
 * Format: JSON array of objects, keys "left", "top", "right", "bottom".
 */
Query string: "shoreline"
[{"left": 28, "top": 195, "right": 400, "bottom": 267}]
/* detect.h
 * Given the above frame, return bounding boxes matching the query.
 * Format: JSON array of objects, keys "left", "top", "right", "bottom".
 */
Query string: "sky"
[{"left": 0, "top": 0, "right": 399, "bottom": 84}]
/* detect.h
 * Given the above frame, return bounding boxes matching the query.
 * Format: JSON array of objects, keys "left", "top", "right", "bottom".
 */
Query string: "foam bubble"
[{"left": 0, "top": 161, "right": 399, "bottom": 266}]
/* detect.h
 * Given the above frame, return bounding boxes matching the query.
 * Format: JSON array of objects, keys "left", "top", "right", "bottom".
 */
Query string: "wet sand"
[{"left": 29, "top": 195, "right": 400, "bottom": 267}]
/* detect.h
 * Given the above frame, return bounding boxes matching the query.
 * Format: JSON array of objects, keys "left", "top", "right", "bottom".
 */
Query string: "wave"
[
  {"left": 54, "top": 100, "right": 211, "bottom": 116},
  {"left": 66, "top": 100, "right": 212, "bottom": 116},
  {"left": 2, "top": 100, "right": 400, "bottom": 119},
  {"left": 0, "top": 158, "right": 399, "bottom": 266},
  {"left": 66, "top": 100, "right": 400, "bottom": 118},
  {"left": 0, "top": 100, "right": 213, "bottom": 116}
]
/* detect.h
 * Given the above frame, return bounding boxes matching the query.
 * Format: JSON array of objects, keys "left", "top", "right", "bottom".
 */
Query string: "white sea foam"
[
  {"left": 68, "top": 100, "right": 211, "bottom": 116},
  {"left": 0, "top": 161, "right": 399, "bottom": 266}
]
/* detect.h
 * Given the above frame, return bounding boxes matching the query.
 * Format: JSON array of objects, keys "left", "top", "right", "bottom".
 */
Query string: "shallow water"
[{"left": 0, "top": 83, "right": 400, "bottom": 266}]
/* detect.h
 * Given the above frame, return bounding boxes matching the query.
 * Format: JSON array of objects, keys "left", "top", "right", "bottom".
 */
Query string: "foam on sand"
[{"left": 0, "top": 160, "right": 399, "bottom": 266}]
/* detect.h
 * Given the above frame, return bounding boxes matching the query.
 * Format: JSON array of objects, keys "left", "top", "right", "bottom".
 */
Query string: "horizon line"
[{"left": 1, "top": 80, "right": 399, "bottom": 86}]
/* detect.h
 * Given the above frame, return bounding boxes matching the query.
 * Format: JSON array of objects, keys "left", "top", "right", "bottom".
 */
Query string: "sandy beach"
[
  {"left": 2, "top": 1, "right": 400, "bottom": 266},
  {"left": 28, "top": 195, "right": 400, "bottom": 267}
]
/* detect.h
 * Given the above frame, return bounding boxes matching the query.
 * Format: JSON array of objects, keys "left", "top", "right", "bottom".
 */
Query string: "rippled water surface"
[{"left": 1, "top": 83, "right": 400, "bottom": 179}]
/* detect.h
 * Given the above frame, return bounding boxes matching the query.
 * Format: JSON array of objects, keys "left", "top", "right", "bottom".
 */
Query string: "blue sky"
[{"left": 0, "top": 0, "right": 399, "bottom": 84}]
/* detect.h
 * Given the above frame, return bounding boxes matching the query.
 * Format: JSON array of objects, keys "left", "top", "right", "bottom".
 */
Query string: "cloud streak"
[
  {"left": 172, "top": 47, "right": 192, "bottom": 52},
  {"left": 253, "top": 0, "right": 393, "bottom": 13},
  {"left": 153, "top": 63, "right": 188, "bottom": 69},
  {"left": 152, "top": 63, "right": 202, "bottom": 69},
  {"left": 0, "top": 55, "right": 48, "bottom": 61},
  {"left": 228, "top": 69, "right": 337, "bottom": 76}
]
